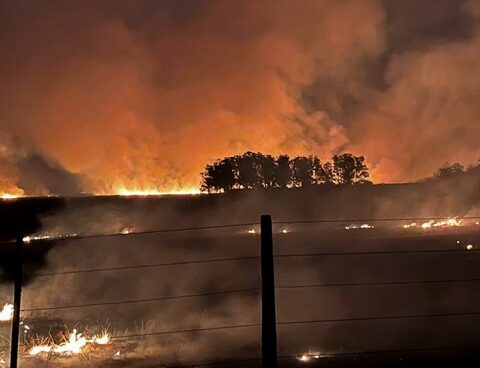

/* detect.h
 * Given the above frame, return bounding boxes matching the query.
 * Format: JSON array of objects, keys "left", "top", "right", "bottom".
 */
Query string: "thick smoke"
[
  {"left": 0, "top": 0, "right": 479, "bottom": 194},
  {"left": 0, "top": 0, "right": 375, "bottom": 194},
  {"left": 351, "top": 0, "right": 480, "bottom": 181}
]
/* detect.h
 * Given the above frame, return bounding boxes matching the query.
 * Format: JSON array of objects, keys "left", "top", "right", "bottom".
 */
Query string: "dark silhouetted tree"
[
  {"left": 201, "top": 158, "right": 236, "bottom": 193},
  {"left": 200, "top": 151, "right": 371, "bottom": 192},
  {"left": 235, "top": 151, "right": 264, "bottom": 189},
  {"left": 274, "top": 154, "right": 292, "bottom": 188},
  {"left": 259, "top": 154, "right": 276, "bottom": 188},
  {"left": 291, "top": 156, "right": 314, "bottom": 187},
  {"left": 311, "top": 156, "right": 334, "bottom": 184},
  {"left": 435, "top": 162, "right": 465, "bottom": 179},
  {"left": 318, "top": 161, "right": 334, "bottom": 184},
  {"left": 332, "top": 153, "right": 370, "bottom": 185}
]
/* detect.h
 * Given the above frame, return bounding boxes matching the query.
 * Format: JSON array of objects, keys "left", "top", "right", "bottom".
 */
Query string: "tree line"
[
  {"left": 433, "top": 161, "right": 480, "bottom": 180},
  {"left": 200, "top": 152, "right": 370, "bottom": 193}
]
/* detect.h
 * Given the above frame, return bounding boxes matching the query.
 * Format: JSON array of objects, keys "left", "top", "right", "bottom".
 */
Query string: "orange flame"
[
  {"left": 115, "top": 186, "right": 202, "bottom": 197},
  {"left": 28, "top": 329, "right": 111, "bottom": 357}
]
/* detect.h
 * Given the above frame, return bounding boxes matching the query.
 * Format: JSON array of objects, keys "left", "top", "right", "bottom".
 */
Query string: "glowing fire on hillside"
[
  {"left": 0, "top": 186, "right": 203, "bottom": 199},
  {"left": 0, "top": 192, "right": 21, "bottom": 200},
  {"left": 115, "top": 187, "right": 202, "bottom": 196}
]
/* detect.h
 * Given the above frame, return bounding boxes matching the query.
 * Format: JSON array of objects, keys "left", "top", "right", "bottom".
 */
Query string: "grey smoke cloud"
[{"left": 0, "top": 0, "right": 375, "bottom": 194}]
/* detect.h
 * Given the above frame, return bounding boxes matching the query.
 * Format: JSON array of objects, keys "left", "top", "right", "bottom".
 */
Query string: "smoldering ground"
[{"left": 1, "top": 183, "right": 480, "bottom": 367}]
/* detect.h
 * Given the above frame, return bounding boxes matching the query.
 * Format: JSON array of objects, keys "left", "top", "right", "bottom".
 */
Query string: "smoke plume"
[{"left": 0, "top": 0, "right": 479, "bottom": 195}]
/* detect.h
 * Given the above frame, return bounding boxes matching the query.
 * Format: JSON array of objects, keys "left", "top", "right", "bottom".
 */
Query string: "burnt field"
[{"left": 1, "top": 184, "right": 480, "bottom": 367}]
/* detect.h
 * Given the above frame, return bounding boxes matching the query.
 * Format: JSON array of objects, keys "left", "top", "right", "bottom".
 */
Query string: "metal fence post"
[{"left": 261, "top": 215, "right": 278, "bottom": 368}]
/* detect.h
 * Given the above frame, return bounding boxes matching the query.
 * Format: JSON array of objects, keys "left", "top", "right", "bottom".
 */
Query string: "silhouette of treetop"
[{"left": 200, "top": 152, "right": 370, "bottom": 193}]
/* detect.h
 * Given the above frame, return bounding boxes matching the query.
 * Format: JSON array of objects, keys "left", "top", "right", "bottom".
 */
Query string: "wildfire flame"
[
  {"left": 421, "top": 221, "right": 434, "bottom": 229},
  {"left": 402, "top": 218, "right": 463, "bottom": 229},
  {"left": 28, "top": 329, "right": 111, "bottom": 357},
  {"left": 1, "top": 186, "right": 203, "bottom": 199},
  {"left": 116, "top": 187, "right": 202, "bottom": 197},
  {"left": 297, "top": 353, "right": 322, "bottom": 362},
  {"left": 0, "top": 192, "right": 21, "bottom": 200},
  {"left": 0, "top": 303, "right": 13, "bottom": 322},
  {"left": 120, "top": 226, "right": 135, "bottom": 235},
  {"left": 432, "top": 218, "right": 463, "bottom": 227},
  {"left": 344, "top": 224, "right": 375, "bottom": 230}
]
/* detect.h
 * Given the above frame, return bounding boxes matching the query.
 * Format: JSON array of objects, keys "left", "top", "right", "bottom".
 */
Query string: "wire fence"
[
  {"left": 1, "top": 214, "right": 479, "bottom": 245},
  {"left": 1, "top": 215, "right": 480, "bottom": 367},
  {"left": 33, "top": 256, "right": 261, "bottom": 277}
]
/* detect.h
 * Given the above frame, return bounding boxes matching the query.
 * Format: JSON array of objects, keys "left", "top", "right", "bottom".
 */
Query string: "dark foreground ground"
[
  {"left": 202, "top": 353, "right": 480, "bottom": 368},
  {"left": 93, "top": 353, "right": 480, "bottom": 368}
]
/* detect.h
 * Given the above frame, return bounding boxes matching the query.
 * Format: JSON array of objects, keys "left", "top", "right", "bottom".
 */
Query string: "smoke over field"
[{"left": 1, "top": 181, "right": 480, "bottom": 366}]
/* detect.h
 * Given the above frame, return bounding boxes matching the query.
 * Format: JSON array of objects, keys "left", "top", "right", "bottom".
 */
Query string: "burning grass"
[
  {"left": 1, "top": 315, "right": 121, "bottom": 365},
  {"left": 344, "top": 224, "right": 375, "bottom": 230},
  {"left": 0, "top": 304, "right": 13, "bottom": 322},
  {"left": 401, "top": 218, "right": 464, "bottom": 230},
  {"left": 27, "top": 328, "right": 111, "bottom": 357},
  {"left": 12, "top": 319, "right": 165, "bottom": 366},
  {"left": 345, "top": 217, "right": 476, "bottom": 232},
  {"left": 297, "top": 352, "right": 323, "bottom": 362}
]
